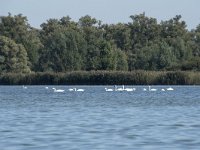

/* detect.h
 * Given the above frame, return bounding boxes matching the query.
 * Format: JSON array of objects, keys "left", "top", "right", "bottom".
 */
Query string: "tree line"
[{"left": 0, "top": 13, "right": 200, "bottom": 74}]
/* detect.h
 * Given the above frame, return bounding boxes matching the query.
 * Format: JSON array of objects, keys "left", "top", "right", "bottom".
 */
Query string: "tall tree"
[
  {"left": 0, "top": 36, "right": 30, "bottom": 73},
  {"left": 192, "top": 24, "right": 200, "bottom": 56},
  {"left": 39, "top": 27, "right": 86, "bottom": 72},
  {"left": 115, "top": 48, "right": 128, "bottom": 71},
  {"left": 129, "top": 13, "right": 160, "bottom": 50},
  {"left": 103, "top": 23, "right": 131, "bottom": 51},
  {"left": 78, "top": 15, "right": 105, "bottom": 70},
  {"left": 0, "top": 13, "right": 42, "bottom": 70}
]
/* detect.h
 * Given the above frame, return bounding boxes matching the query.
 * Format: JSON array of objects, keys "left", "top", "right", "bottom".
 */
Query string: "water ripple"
[{"left": 0, "top": 86, "right": 200, "bottom": 149}]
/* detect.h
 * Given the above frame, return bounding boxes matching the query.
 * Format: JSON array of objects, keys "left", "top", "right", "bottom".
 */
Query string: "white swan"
[
  {"left": 167, "top": 87, "right": 174, "bottom": 91},
  {"left": 68, "top": 88, "right": 84, "bottom": 92},
  {"left": 124, "top": 87, "right": 136, "bottom": 92},
  {"left": 73, "top": 88, "right": 85, "bottom": 92},
  {"left": 23, "top": 85, "right": 27, "bottom": 89},
  {"left": 68, "top": 88, "right": 74, "bottom": 91},
  {"left": 76, "top": 89, "right": 85, "bottom": 92},
  {"left": 116, "top": 85, "right": 125, "bottom": 91},
  {"left": 52, "top": 88, "right": 65, "bottom": 93},
  {"left": 161, "top": 88, "right": 165, "bottom": 91},
  {"left": 143, "top": 88, "right": 147, "bottom": 91},
  {"left": 45, "top": 86, "right": 49, "bottom": 89},
  {"left": 116, "top": 88, "right": 124, "bottom": 91},
  {"left": 149, "top": 86, "right": 157, "bottom": 91},
  {"left": 105, "top": 88, "right": 114, "bottom": 92}
]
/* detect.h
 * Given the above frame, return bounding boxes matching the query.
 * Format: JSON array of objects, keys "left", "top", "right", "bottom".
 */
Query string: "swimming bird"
[
  {"left": 52, "top": 88, "right": 65, "bottom": 93},
  {"left": 124, "top": 87, "right": 136, "bottom": 92},
  {"left": 148, "top": 86, "right": 157, "bottom": 91},
  {"left": 167, "top": 87, "right": 174, "bottom": 91},
  {"left": 161, "top": 88, "right": 165, "bottom": 91},
  {"left": 45, "top": 86, "right": 49, "bottom": 89},
  {"left": 105, "top": 88, "right": 114, "bottom": 92},
  {"left": 143, "top": 88, "right": 147, "bottom": 91},
  {"left": 116, "top": 87, "right": 124, "bottom": 91},
  {"left": 76, "top": 88, "right": 85, "bottom": 92},
  {"left": 23, "top": 85, "right": 27, "bottom": 89},
  {"left": 74, "top": 88, "right": 85, "bottom": 92},
  {"left": 116, "top": 85, "right": 125, "bottom": 91},
  {"left": 68, "top": 88, "right": 74, "bottom": 91}
]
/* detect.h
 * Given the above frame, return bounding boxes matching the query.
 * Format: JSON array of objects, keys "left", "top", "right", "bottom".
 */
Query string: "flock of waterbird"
[
  {"left": 48, "top": 87, "right": 85, "bottom": 92},
  {"left": 22, "top": 85, "right": 174, "bottom": 93},
  {"left": 23, "top": 85, "right": 85, "bottom": 93},
  {"left": 105, "top": 85, "right": 174, "bottom": 92}
]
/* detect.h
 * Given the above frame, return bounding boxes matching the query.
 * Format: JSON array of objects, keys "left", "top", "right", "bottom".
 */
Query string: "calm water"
[{"left": 0, "top": 85, "right": 200, "bottom": 150}]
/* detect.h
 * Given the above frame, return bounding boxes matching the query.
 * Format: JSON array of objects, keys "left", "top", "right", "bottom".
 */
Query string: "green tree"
[
  {"left": 0, "top": 36, "right": 30, "bottom": 73},
  {"left": 78, "top": 15, "right": 105, "bottom": 70},
  {"left": 160, "top": 15, "right": 188, "bottom": 40},
  {"left": 39, "top": 27, "right": 86, "bottom": 72},
  {"left": 115, "top": 49, "right": 128, "bottom": 71},
  {"left": 0, "top": 13, "right": 42, "bottom": 70},
  {"left": 157, "top": 41, "right": 175, "bottom": 70},
  {"left": 129, "top": 13, "right": 160, "bottom": 50},
  {"left": 103, "top": 23, "right": 131, "bottom": 51},
  {"left": 191, "top": 24, "right": 200, "bottom": 56},
  {"left": 98, "top": 40, "right": 116, "bottom": 70},
  {"left": 134, "top": 41, "right": 175, "bottom": 70}
]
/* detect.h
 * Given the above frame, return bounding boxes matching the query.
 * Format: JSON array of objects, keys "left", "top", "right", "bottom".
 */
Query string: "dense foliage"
[
  {"left": 0, "top": 71, "right": 199, "bottom": 85},
  {"left": 0, "top": 13, "right": 200, "bottom": 74},
  {"left": 0, "top": 36, "right": 30, "bottom": 73}
]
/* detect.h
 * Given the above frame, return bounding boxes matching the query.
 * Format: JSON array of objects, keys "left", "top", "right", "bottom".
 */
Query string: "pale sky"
[{"left": 1, "top": 0, "right": 200, "bottom": 30}]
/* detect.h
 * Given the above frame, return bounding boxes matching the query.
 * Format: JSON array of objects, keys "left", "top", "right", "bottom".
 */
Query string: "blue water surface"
[{"left": 0, "top": 85, "right": 200, "bottom": 150}]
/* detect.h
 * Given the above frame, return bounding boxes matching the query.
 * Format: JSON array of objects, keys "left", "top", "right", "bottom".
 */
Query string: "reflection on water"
[{"left": 0, "top": 86, "right": 200, "bottom": 150}]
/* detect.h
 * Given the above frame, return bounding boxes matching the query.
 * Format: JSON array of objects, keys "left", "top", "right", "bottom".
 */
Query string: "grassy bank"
[{"left": 0, "top": 71, "right": 200, "bottom": 85}]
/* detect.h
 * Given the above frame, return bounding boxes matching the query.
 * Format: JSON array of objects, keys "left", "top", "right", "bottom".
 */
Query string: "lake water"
[{"left": 0, "top": 85, "right": 200, "bottom": 150}]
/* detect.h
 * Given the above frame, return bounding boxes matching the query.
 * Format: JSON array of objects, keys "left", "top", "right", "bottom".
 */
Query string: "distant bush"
[{"left": 0, "top": 71, "right": 199, "bottom": 85}]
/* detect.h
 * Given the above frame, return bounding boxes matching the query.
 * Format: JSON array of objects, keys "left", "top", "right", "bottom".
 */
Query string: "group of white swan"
[
  {"left": 144, "top": 86, "right": 174, "bottom": 91},
  {"left": 68, "top": 88, "right": 85, "bottom": 92},
  {"left": 105, "top": 85, "right": 136, "bottom": 92},
  {"left": 22, "top": 85, "right": 174, "bottom": 93},
  {"left": 105, "top": 85, "right": 174, "bottom": 92},
  {"left": 52, "top": 88, "right": 65, "bottom": 93},
  {"left": 22, "top": 86, "right": 84, "bottom": 93},
  {"left": 149, "top": 86, "right": 174, "bottom": 92},
  {"left": 52, "top": 87, "right": 85, "bottom": 93}
]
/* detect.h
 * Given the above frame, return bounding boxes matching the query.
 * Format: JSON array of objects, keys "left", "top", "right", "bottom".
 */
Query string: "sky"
[{"left": 1, "top": 0, "right": 200, "bottom": 30}]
